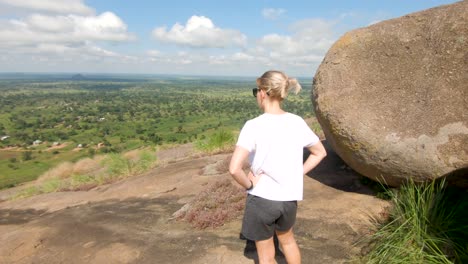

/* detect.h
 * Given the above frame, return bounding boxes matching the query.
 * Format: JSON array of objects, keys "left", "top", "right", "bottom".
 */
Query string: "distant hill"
[{"left": 71, "top": 74, "right": 86, "bottom": 80}]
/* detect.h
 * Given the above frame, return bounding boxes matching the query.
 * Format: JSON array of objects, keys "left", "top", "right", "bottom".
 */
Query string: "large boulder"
[{"left": 312, "top": 2, "right": 468, "bottom": 187}]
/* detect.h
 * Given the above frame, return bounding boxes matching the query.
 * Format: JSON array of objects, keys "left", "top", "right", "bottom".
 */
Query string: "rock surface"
[
  {"left": 0, "top": 144, "right": 388, "bottom": 263},
  {"left": 312, "top": 2, "right": 468, "bottom": 186}
]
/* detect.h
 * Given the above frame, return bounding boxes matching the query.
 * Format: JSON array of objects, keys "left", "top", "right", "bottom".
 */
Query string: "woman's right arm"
[{"left": 229, "top": 146, "right": 255, "bottom": 189}]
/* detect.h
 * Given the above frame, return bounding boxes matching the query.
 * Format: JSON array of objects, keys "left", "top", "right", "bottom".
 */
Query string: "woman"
[{"left": 229, "top": 70, "right": 327, "bottom": 264}]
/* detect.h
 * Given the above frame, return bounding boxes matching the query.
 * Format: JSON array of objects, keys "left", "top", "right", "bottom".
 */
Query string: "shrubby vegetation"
[
  {"left": 13, "top": 148, "right": 157, "bottom": 199},
  {"left": 175, "top": 179, "right": 246, "bottom": 229},
  {"left": 195, "top": 129, "right": 235, "bottom": 154},
  {"left": 363, "top": 180, "right": 468, "bottom": 264},
  {"left": 0, "top": 75, "right": 314, "bottom": 189}
]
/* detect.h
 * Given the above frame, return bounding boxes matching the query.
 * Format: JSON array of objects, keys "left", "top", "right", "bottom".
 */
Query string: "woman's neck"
[{"left": 262, "top": 99, "right": 285, "bottom": 115}]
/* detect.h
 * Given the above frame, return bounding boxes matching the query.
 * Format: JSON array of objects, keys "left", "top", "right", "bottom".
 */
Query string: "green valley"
[{"left": 0, "top": 74, "right": 314, "bottom": 189}]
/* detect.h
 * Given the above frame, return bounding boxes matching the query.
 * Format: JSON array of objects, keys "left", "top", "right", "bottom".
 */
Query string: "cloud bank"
[
  {"left": 0, "top": 1, "right": 363, "bottom": 76},
  {"left": 152, "top": 16, "right": 247, "bottom": 48},
  {"left": 148, "top": 16, "right": 337, "bottom": 74},
  {"left": 0, "top": 12, "right": 134, "bottom": 47},
  {"left": 0, "top": 0, "right": 136, "bottom": 67},
  {"left": 0, "top": 0, "right": 94, "bottom": 15}
]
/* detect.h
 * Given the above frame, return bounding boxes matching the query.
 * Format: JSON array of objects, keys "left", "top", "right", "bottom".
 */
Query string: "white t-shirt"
[{"left": 236, "top": 112, "right": 320, "bottom": 201}]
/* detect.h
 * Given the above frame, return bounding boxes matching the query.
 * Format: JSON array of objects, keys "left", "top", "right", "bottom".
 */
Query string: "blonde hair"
[{"left": 256, "top": 70, "right": 301, "bottom": 100}]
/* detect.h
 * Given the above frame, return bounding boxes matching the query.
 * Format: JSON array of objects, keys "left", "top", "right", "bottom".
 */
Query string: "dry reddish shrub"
[
  {"left": 177, "top": 179, "right": 246, "bottom": 229},
  {"left": 216, "top": 155, "right": 231, "bottom": 173}
]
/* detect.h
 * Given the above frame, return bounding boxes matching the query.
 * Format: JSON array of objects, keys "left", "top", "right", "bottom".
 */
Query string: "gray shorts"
[{"left": 241, "top": 194, "right": 297, "bottom": 241}]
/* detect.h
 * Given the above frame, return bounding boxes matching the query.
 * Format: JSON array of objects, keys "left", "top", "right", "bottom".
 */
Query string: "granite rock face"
[{"left": 312, "top": 2, "right": 468, "bottom": 186}]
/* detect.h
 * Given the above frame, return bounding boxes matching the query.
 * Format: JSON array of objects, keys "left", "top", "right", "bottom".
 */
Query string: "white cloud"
[
  {"left": 26, "top": 14, "right": 75, "bottom": 32},
  {"left": 232, "top": 52, "right": 255, "bottom": 61},
  {"left": 152, "top": 15, "right": 247, "bottom": 48},
  {"left": 0, "top": 1, "right": 345, "bottom": 76},
  {"left": 255, "top": 18, "right": 336, "bottom": 66},
  {"left": 262, "top": 8, "right": 286, "bottom": 20},
  {"left": 36, "top": 43, "right": 73, "bottom": 54},
  {"left": 0, "top": 0, "right": 94, "bottom": 15},
  {"left": 0, "top": 6, "right": 137, "bottom": 72},
  {"left": 9, "top": 42, "right": 130, "bottom": 60},
  {"left": 143, "top": 17, "right": 339, "bottom": 76},
  {"left": 0, "top": 12, "right": 134, "bottom": 47},
  {"left": 75, "top": 12, "right": 133, "bottom": 41},
  {"left": 147, "top": 50, "right": 161, "bottom": 57}
]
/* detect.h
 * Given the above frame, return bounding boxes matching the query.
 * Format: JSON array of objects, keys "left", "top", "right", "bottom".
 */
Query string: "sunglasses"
[
  {"left": 252, "top": 88, "right": 269, "bottom": 97},
  {"left": 252, "top": 88, "right": 259, "bottom": 97}
]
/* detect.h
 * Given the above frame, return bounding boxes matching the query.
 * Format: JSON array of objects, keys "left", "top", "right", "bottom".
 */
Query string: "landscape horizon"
[
  {"left": 0, "top": 74, "right": 315, "bottom": 189},
  {"left": 0, "top": 72, "right": 314, "bottom": 81}
]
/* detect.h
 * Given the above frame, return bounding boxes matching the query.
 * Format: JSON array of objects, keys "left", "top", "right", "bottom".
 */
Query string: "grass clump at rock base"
[
  {"left": 175, "top": 179, "right": 246, "bottom": 229},
  {"left": 12, "top": 149, "right": 157, "bottom": 199},
  {"left": 359, "top": 176, "right": 392, "bottom": 200},
  {"left": 363, "top": 179, "right": 468, "bottom": 264},
  {"left": 195, "top": 130, "right": 235, "bottom": 154}
]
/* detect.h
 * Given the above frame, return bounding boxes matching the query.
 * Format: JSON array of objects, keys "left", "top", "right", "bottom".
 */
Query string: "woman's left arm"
[{"left": 303, "top": 141, "right": 327, "bottom": 175}]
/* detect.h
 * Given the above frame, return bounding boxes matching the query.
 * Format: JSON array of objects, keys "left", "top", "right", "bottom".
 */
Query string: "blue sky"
[{"left": 0, "top": 0, "right": 460, "bottom": 77}]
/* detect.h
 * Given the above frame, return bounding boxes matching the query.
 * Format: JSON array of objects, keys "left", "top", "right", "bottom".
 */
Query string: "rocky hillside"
[{"left": 0, "top": 143, "right": 387, "bottom": 263}]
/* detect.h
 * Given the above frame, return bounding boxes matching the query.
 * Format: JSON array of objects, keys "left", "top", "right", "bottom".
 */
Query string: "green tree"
[
  {"left": 22, "top": 151, "right": 33, "bottom": 161},
  {"left": 88, "top": 148, "right": 96, "bottom": 157}
]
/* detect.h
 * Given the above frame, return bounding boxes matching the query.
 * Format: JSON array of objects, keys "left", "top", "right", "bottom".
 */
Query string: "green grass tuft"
[
  {"left": 9, "top": 149, "right": 158, "bottom": 200},
  {"left": 134, "top": 150, "right": 157, "bottom": 173},
  {"left": 102, "top": 153, "right": 133, "bottom": 177},
  {"left": 13, "top": 186, "right": 41, "bottom": 199},
  {"left": 40, "top": 178, "right": 62, "bottom": 193},
  {"left": 363, "top": 179, "right": 468, "bottom": 264},
  {"left": 195, "top": 129, "right": 234, "bottom": 154}
]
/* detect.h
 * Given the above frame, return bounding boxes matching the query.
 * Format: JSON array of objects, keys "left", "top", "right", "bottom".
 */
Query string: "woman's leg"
[
  {"left": 276, "top": 228, "right": 300, "bottom": 264},
  {"left": 255, "top": 237, "right": 276, "bottom": 264}
]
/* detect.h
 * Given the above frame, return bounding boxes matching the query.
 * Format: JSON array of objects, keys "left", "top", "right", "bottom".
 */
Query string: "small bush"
[
  {"left": 195, "top": 130, "right": 234, "bottom": 154},
  {"left": 176, "top": 180, "right": 246, "bottom": 229},
  {"left": 13, "top": 186, "right": 41, "bottom": 199},
  {"left": 7, "top": 163, "right": 18, "bottom": 170},
  {"left": 22, "top": 151, "right": 33, "bottom": 161},
  {"left": 363, "top": 179, "right": 468, "bottom": 264},
  {"left": 134, "top": 150, "right": 157, "bottom": 173},
  {"left": 9, "top": 148, "right": 158, "bottom": 200},
  {"left": 103, "top": 153, "right": 132, "bottom": 177},
  {"left": 359, "top": 176, "right": 392, "bottom": 200},
  {"left": 67, "top": 174, "right": 98, "bottom": 191},
  {"left": 40, "top": 178, "right": 62, "bottom": 193}
]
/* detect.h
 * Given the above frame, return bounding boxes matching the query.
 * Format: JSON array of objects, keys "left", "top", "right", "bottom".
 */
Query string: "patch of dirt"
[
  {"left": 46, "top": 142, "right": 69, "bottom": 151},
  {"left": 0, "top": 141, "right": 389, "bottom": 263},
  {"left": 1, "top": 146, "right": 18, "bottom": 150},
  {"left": 157, "top": 143, "right": 196, "bottom": 164}
]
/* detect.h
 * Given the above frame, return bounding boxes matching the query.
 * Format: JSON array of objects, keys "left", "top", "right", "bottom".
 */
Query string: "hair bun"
[
  {"left": 288, "top": 78, "right": 301, "bottom": 95},
  {"left": 258, "top": 70, "right": 301, "bottom": 99}
]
